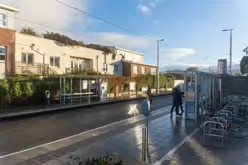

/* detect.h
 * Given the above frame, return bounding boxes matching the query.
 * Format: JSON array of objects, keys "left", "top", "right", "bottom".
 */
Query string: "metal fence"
[{"left": 222, "top": 76, "right": 248, "bottom": 96}]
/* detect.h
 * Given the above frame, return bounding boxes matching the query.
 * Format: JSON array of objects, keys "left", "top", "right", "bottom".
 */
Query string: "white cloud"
[
  {"left": 2, "top": 0, "right": 87, "bottom": 33},
  {"left": 160, "top": 48, "right": 196, "bottom": 59},
  {"left": 161, "top": 62, "right": 214, "bottom": 71},
  {"left": 137, "top": 4, "right": 151, "bottom": 15},
  {"left": 79, "top": 32, "right": 155, "bottom": 50}
]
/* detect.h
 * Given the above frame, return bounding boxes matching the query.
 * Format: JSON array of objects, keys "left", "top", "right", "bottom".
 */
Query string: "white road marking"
[
  {"left": 0, "top": 106, "right": 171, "bottom": 159},
  {"left": 153, "top": 128, "right": 199, "bottom": 165}
]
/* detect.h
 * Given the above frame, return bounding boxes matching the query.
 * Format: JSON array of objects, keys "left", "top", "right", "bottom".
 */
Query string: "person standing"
[
  {"left": 177, "top": 85, "right": 184, "bottom": 114},
  {"left": 147, "top": 85, "right": 152, "bottom": 104},
  {"left": 171, "top": 87, "right": 181, "bottom": 116}
]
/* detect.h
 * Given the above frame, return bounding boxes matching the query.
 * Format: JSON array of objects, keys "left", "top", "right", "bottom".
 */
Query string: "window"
[
  {"left": 50, "top": 57, "right": 60, "bottom": 67},
  {"left": 21, "top": 53, "right": 34, "bottom": 64},
  {"left": 114, "top": 65, "right": 119, "bottom": 72},
  {"left": 142, "top": 67, "right": 146, "bottom": 74},
  {"left": 133, "top": 65, "right": 138, "bottom": 74},
  {"left": 0, "top": 13, "right": 7, "bottom": 28},
  {"left": 151, "top": 68, "right": 157, "bottom": 75},
  {"left": 103, "top": 63, "right": 108, "bottom": 71},
  {"left": 0, "top": 46, "right": 6, "bottom": 61}
]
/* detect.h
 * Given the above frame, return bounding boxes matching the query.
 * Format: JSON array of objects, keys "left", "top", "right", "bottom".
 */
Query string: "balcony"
[
  {"left": 15, "top": 61, "right": 51, "bottom": 76},
  {"left": 67, "top": 66, "right": 95, "bottom": 75}
]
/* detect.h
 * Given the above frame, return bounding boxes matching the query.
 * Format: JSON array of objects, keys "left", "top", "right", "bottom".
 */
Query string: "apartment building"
[
  {"left": 15, "top": 33, "right": 115, "bottom": 75},
  {"left": 0, "top": 4, "right": 19, "bottom": 79},
  {"left": 110, "top": 47, "right": 157, "bottom": 77}
]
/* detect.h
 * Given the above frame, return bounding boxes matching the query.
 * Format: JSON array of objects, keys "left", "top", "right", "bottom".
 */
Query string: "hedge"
[
  {"left": 107, "top": 74, "right": 175, "bottom": 94},
  {"left": 0, "top": 74, "right": 175, "bottom": 109},
  {"left": 0, "top": 77, "right": 61, "bottom": 108}
]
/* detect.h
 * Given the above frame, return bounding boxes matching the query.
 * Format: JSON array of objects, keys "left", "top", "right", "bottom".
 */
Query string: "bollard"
[
  {"left": 142, "top": 127, "right": 148, "bottom": 162},
  {"left": 45, "top": 90, "right": 50, "bottom": 106}
]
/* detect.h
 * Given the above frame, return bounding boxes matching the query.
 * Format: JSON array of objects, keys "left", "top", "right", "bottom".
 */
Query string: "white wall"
[
  {"left": 116, "top": 49, "right": 144, "bottom": 63},
  {"left": 15, "top": 33, "right": 115, "bottom": 75}
]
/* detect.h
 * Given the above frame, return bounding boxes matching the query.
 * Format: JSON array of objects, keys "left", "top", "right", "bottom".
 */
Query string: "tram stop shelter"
[
  {"left": 165, "top": 70, "right": 221, "bottom": 122},
  {"left": 59, "top": 75, "right": 113, "bottom": 105}
]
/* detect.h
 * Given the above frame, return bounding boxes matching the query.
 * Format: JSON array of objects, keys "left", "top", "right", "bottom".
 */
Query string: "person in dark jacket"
[
  {"left": 147, "top": 86, "right": 152, "bottom": 104},
  {"left": 177, "top": 86, "right": 184, "bottom": 114},
  {"left": 170, "top": 87, "right": 181, "bottom": 116}
]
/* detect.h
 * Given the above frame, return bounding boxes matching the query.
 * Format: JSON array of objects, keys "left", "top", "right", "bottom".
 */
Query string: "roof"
[
  {"left": 243, "top": 46, "right": 248, "bottom": 53},
  {"left": 242, "top": 73, "right": 248, "bottom": 76},
  {"left": 0, "top": 4, "right": 20, "bottom": 12},
  {"left": 121, "top": 60, "right": 157, "bottom": 67}
]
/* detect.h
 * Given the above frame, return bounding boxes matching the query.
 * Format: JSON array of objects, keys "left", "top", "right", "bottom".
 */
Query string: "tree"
[
  {"left": 240, "top": 56, "right": 248, "bottom": 74},
  {"left": 86, "top": 44, "right": 113, "bottom": 55},
  {"left": 235, "top": 72, "right": 241, "bottom": 76},
  {"left": 20, "top": 27, "right": 39, "bottom": 37},
  {"left": 186, "top": 67, "right": 198, "bottom": 72},
  {"left": 43, "top": 32, "right": 82, "bottom": 46},
  {"left": 244, "top": 65, "right": 248, "bottom": 74}
]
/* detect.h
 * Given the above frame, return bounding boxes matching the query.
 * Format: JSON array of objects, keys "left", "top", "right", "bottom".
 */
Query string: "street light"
[
  {"left": 222, "top": 29, "right": 233, "bottom": 74},
  {"left": 157, "top": 39, "right": 164, "bottom": 94}
]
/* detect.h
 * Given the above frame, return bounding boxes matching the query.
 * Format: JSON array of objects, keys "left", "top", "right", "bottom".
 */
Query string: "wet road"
[{"left": 0, "top": 95, "right": 172, "bottom": 155}]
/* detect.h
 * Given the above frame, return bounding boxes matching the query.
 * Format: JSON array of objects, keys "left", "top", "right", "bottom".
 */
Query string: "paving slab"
[
  {"left": 162, "top": 119, "right": 248, "bottom": 165},
  {"left": 8, "top": 107, "right": 198, "bottom": 165}
]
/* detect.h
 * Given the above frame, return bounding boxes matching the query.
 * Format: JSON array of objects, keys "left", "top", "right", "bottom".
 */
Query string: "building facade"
[
  {"left": 15, "top": 33, "right": 115, "bottom": 75},
  {"left": 122, "top": 60, "right": 157, "bottom": 77},
  {"left": 0, "top": 5, "right": 19, "bottom": 79}
]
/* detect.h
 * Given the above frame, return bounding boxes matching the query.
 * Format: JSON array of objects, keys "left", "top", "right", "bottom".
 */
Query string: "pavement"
[
  {"left": 0, "top": 95, "right": 172, "bottom": 156},
  {"left": 1, "top": 105, "right": 198, "bottom": 165},
  {"left": 1, "top": 96, "right": 248, "bottom": 165},
  {"left": 0, "top": 92, "right": 171, "bottom": 119},
  {"left": 162, "top": 119, "right": 248, "bottom": 165}
]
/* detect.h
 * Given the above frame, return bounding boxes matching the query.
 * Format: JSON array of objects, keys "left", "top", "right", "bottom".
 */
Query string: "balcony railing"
[
  {"left": 67, "top": 67, "right": 94, "bottom": 74},
  {"left": 15, "top": 61, "right": 50, "bottom": 76}
]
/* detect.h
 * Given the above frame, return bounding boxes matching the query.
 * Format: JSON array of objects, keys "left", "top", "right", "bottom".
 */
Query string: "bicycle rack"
[{"left": 204, "top": 120, "right": 225, "bottom": 148}]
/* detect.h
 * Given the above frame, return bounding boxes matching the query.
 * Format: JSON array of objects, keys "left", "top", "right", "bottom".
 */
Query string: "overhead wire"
[
  {"left": 55, "top": 0, "right": 157, "bottom": 43},
  {"left": 7, "top": 14, "right": 154, "bottom": 56}
]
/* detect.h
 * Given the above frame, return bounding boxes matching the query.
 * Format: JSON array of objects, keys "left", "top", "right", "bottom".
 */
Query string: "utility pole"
[
  {"left": 222, "top": 29, "right": 233, "bottom": 75},
  {"left": 157, "top": 39, "right": 164, "bottom": 94}
]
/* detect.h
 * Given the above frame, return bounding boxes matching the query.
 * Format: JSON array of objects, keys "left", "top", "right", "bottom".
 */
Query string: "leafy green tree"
[
  {"left": 86, "top": 44, "right": 113, "bottom": 55},
  {"left": 244, "top": 65, "right": 248, "bottom": 74},
  {"left": 43, "top": 32, "right": 82, "bottom": 46},
  {"left": 235, "top": 72, "right": 241, "bottom": 76},
  {"left": 20, "top": 27, "right": 39, "bottom": 37},
  {"left": 240, "top": 56, "right": 248, "bottom": 74}
]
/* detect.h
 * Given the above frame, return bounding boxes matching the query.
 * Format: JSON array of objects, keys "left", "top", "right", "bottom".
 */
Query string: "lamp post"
[
  {"left": 157, "top": 39, "right": 164, "bottom": 94},
  {"left": 222, "top": 29, "right": 233, "bottom": 74}
]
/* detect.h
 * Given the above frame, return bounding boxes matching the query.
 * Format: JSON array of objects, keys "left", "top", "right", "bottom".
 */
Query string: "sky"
[{"left": 2, "top": 0, "right": 248, "bottom": 72}]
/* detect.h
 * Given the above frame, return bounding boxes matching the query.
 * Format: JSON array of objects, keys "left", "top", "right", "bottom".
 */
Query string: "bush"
[
  {"left": 0, "top": 82, "right": 9, "bottom": 110},
  {"left": 68, "top": 156, "right": 123, "bottom": 165},
  {"left": 0, "top": 77, "right": 61, "bottom": 106}
]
